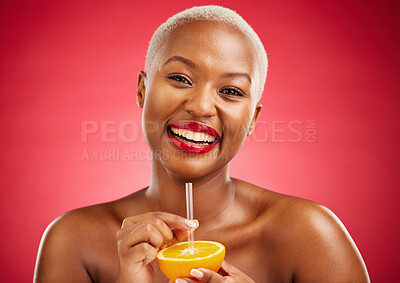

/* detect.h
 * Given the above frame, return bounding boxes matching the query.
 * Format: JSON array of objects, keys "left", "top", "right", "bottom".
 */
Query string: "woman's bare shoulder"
[
  {"left": 45, "top": 202, "right": 118, "bottom": 239},
  {"left": 34, "top": 189, "right": 149, "bottom": 281},
  {"left": 232, "top": 178, "right": 316, "bottom": 213},
  {"left": 233, "top": 178, "right": 345, "bottom": 226},
  {"left": 236, "top": 178, "right": 361, "bottom": 251},
  {"left": 37, "top": 200, "right": 122, "bottom": 261},
  {"left": 234, "top": 179, "right": 369, "bottom": 282},
  {"left": 41, "top": 188, "right": 149, "bottom": 241}
]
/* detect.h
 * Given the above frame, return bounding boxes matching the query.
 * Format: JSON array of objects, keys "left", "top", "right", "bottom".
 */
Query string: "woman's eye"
[
  {"left": 220, "top": 87, "right": 245, "bottom": 97},
  {"left": 168, "top": 75, "right": 192, "bottom": 85}
]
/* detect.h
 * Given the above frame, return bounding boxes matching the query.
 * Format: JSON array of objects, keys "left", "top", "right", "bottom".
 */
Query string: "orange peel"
[{"left": 157, "top": 240, "right": 225, "bottom": 282}]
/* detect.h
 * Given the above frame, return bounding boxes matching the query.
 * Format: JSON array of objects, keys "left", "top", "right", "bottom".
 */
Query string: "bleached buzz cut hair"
[{"left": 144, "top": 5, "right": 268, "bottom": 101}]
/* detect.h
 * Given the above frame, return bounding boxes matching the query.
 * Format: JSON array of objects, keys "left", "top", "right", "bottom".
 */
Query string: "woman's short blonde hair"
[{"left": 145, "top": 5, "right": 268, "bottom": 101}]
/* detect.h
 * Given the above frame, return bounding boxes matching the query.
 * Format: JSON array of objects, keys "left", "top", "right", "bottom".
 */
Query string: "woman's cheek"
[
  {"left": 222, "top": 120, "right": 249, "bottom": 151},
  {"left": 225, "top": 107, "right": 252, "bottom": 138},
  {"left": 146, "top": 86, "right": 184, "bottom": 116}
]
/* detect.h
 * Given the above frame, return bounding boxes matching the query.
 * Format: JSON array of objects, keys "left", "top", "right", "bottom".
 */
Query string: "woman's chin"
[
  {"left": 150, "top": 141, "right": 233, "bottom": 179},
  {"left": 157, "top": 154, "right": 226, "bottom": 180},
  {"left": 166, "top": 161, "right": 220, "bottom": 180}
]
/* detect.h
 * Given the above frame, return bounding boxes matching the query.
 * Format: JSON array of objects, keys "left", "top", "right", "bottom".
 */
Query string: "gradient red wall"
[{"left": 1, "top": 0, "right": 399, "bottom": 282}]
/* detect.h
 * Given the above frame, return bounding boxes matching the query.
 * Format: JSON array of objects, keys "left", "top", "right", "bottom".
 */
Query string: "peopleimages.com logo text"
[{"left": 81, "top": 119, "right": 317, "bottom": 144}]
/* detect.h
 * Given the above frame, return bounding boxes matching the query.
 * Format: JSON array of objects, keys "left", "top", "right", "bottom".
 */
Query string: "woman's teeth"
[{"left": 170, "top": 127, "right": 216, "bottom": 143}]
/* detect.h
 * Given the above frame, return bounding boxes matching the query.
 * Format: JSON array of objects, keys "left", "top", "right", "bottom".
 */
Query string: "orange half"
[{"left": 157, "top": 240, "right": 225, "bottom": 282}]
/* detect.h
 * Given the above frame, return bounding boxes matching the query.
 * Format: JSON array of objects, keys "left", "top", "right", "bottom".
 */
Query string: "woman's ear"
[
  {"left": 137, "top": 71, "right": 146, "bottom": 108},
  {"left": 248, "top": 103, "right": 262, "bottom": 136}
]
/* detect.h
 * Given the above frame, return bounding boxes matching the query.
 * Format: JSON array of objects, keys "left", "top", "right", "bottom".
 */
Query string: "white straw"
[{"left": 185, "top": 182, "right": 194, "bottom": 250}]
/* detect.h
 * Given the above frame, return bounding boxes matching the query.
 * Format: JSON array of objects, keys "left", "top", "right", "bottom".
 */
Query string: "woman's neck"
[{"left": 144, "top": 161, "right": 236, "bottom": 226}]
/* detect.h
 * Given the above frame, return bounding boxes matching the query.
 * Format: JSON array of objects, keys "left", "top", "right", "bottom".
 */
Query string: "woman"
[{"left": 34, "top": 5, "right": 370, "bottom": 283}]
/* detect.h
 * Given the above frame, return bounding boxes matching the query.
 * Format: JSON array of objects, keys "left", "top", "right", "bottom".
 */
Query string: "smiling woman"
[{"left": 34, "top": 5, "right": 370, "bottom": 283}]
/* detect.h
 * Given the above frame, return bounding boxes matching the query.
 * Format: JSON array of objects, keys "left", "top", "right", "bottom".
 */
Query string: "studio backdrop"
[{"left": 0, "top": 0, "right": 399, "bottom": 282}]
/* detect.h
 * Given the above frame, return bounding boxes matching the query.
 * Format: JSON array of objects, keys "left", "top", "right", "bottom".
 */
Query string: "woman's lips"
[{"left": 167, "top": 121, "right": 221, "bottom": 154}]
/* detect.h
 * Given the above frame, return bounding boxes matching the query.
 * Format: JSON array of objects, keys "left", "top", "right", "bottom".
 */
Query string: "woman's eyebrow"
[
  {"left": 162, "top": 56, "right": 251, "bottom": 83},
  {"left": 222, "top": 72, "right": 252, "bottom": 84},
  {"left": 163, "top": 56, "right": 197, "bottom": 69}
]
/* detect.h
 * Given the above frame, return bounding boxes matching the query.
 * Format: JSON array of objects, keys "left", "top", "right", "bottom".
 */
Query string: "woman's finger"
[
  {"left": 118, "top": 213, "right": 199, "bottom": 249},
  {"left": 122, "top": 223, "right": 164, "bottom": 250},
  {"left": 171, "top": 219, "right": 199, "bottom": 242},
  {"left": 186, "top": 261, "right": 255, "bottom": 283},
  {"left": 122, "top": 212, "right": 197, "bottom": 230},
  {"left": 219, "top": 261, "right": 254, "bottom": 281},
  {"left": 120, "top": 242, "right": 157, "bottom": 273},
  {"left": 189, "top": 268, "right": 226, "bottom": 282},
  {"left": 175, "top": 278, "right": 198, "bottom": 283}
]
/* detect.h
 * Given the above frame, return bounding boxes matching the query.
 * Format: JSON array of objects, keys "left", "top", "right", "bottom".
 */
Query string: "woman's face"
[{"left": 138, "top": 21, "right": 262, "bottom": 179}]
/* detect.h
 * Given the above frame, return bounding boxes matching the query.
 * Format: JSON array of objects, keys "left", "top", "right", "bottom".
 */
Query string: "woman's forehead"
[{"left": 155, "top": 21, "right": 258, "bottom": 75}]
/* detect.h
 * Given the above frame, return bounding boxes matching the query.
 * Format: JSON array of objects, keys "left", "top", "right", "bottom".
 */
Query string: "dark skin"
[{"left": 34, "top": 21, "right": 370, "bottom": 283}]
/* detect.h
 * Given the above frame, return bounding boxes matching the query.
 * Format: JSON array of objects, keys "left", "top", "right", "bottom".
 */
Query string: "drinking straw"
[{"left": 185, "top": 182, "right": 194, "bottom": 250}]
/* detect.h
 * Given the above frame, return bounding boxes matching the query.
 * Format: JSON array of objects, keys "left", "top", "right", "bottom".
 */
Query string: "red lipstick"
[{"left": 167, "top": 121, "right": 221, "bottom": 154}]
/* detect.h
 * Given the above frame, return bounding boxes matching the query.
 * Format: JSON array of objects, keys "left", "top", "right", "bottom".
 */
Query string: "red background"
[{"left": 1, "top": 0, "right": 399, "bottom": 282}]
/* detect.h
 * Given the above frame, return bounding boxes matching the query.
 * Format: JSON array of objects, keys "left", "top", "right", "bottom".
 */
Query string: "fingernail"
[
  {"left": 176, "top": 279, "right": 187, "bottom": 283},
  {"left": 190, "top": 269, "right": 204, "bottom": 278},
  {"left": 184, "top": 219, "right": 197, "bottom": 228}
]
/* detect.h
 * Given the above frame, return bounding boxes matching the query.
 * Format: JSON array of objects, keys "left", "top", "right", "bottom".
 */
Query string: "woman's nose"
[{"left": 183, "top": 86, "right": 217, "bottom": 117}]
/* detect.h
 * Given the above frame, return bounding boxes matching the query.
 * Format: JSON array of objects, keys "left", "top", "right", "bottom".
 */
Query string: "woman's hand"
[
  {"left": 116, "top": 212, "right": 198, "bottom": 283},
  {"left": 175, "top": 261, "right": 255, "bottom": 283}
]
